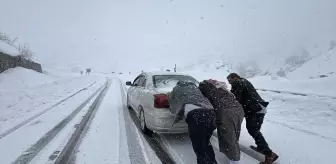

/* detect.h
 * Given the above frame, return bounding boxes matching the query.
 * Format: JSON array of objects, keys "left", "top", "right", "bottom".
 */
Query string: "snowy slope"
[
  {"left": 287, "top": 49, "right": 336, "bottom": 79},
  {"left": 247, "top": 49, "right": 336, "bottom": 97},
  {"left": 173, "top": 46, "right": 336, "bottom": 97},
  {"left": 179, "top": 55, "right": 234, "bottom": 81},
  {"left": 0, "top": 67, "right": 56, "bottom": 91}
]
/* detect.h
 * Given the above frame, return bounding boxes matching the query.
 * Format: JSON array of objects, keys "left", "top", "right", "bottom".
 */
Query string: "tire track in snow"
[
  {"left": 265, "top": 119, "right": 336, "bottom": 143},
  {"left": 257, "top": 88, "right": 336, "bottom": 101},
  {"left": 258, "top": 89, "right": 336, "bottom": 113},
  {"left": 257, "top": 89, "right": 336, "bottom": 141},
  {"left": 54, "top": 79, "right": 109, "bottom": 164},
  {"left": 0, "top": 81, "right": 97, "bottom": 140},
  {"left": 11, "top": 81, "right": 106, "bottom": 164},
  {"left": 126, "top": 106, "right": 176, "bottom": 164},
  {"left": 120, "top": 80, "right": 175, "bottom": 164},
  {"left": 211, "top": 132, "right": 277, "bottom": 164}
]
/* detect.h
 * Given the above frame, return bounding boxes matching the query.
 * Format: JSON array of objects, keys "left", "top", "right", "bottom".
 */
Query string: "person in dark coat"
[
  {"left": 199, "top": 79, "right": 244, "bottom": 164},
  {"left": 227, "top": 73, "right": 279, "bottom": 164},
  {"left": 168, "top": 81, "right": 217, "bottom": 164}
]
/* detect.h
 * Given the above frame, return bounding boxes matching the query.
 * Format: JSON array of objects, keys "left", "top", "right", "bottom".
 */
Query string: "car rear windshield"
[{"left": 153, "top": 75, "right": 199, "bottom": 88}]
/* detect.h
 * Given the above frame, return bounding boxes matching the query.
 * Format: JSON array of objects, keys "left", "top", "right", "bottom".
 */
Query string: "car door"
[
  {"left": 128, "top": 76, "right": 141, "bottom": 109},
  {"left": 133, "top": 75, "right": 146, "bottom": 113},
  {"left": 135, "top": 75, "right": 147, "bottom": 111},
  {"left": 137, "top": 76, "right": 154, "bottom": 122}
]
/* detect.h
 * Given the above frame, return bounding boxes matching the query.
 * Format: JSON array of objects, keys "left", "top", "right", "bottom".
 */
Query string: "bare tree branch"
[{"left": 0, "top": 32, "right": 34, "bottom": 60}]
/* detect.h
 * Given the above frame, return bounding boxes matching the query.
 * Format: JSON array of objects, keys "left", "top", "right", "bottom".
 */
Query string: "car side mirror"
[{"left": 126, "top": 81, "right": 132, "bottom": 86}]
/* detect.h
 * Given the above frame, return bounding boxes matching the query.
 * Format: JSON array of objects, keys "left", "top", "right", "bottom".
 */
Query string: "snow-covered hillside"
[
  {"left": 177, "top": 55, "right": 234, "bottom": 81},
  {"left": 287, "top": 48, "right": 336, "bottom": 79},
  {"left": 0, "top": 67, "right": 55, "bottom": 91}
]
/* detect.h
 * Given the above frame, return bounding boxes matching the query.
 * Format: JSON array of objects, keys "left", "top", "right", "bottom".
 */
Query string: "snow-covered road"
[
  {"left": 72, "top": 78, "right": 131, "bottom": 164},
  {"left": 1, "top": 76, "right": 335, "bottom": 164},
  {"left": 0, "top": 75, "right": 108, "bottom": 164},
  {"left": 0, "top": 75, "right": 104, "bottom": 135}
]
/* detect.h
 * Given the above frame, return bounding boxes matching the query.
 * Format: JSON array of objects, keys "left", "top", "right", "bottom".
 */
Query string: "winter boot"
[{"left": 260, "top": 152, "right": 279, "bottom": 164}]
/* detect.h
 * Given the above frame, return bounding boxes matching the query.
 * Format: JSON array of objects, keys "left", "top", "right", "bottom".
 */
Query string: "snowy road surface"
[
  {"left": 0, "top": 75, "right": 107, "bottom": 164},
  {"left": 1, "top": 76, "right": 335, "bottom": 164},
  {"left": 0, "top": 75, "right": 103, "bottom": 135},
  {"left": 238, "top": 90, "right": 336, "bottom": 164}
]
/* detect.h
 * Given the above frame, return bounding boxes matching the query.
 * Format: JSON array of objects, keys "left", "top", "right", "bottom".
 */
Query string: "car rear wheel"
[
  {"left": 139, "top": 108, "right": 151, "bottom": 134},
  {"left": 126, "top": 95, "right": 132, "bottom": 109}
]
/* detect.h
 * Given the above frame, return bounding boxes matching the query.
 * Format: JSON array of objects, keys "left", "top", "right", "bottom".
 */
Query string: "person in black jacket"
[
  {"left": 227, "top": 73, "right": 279, "bottom": 164},
  {"left": 168, "top": 81, "right": 217, "bottom": 164}
]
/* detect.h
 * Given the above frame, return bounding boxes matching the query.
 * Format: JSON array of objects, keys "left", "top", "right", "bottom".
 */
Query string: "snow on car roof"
[{"left": 145, "top": 71, "right": 192, "bottom": 76}]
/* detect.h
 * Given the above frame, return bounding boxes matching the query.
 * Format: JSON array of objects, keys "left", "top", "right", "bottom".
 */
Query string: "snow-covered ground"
[
  {"left": 239, "top": 90, "right": 336, "bottom": 164},
  {"left": 0, "top": 71, "right": 107, "bottom": 164},
  {"left": 1, "top": 65, "right": 335, "bottom": 164},
  {"left": 0, "top": 67, "right": 105, "bottom": 135},
  {"left": 0, "top": 67, "right": 56, "bottom": 90},
  {"left": 2, "top": 52, "right": 336, "bottom": 164},
  {"left": 249, "top": 75, "right": 336, "bottom": 98},
  {"left": 287, "top": 48, "right": 336, "bottom": 80}
]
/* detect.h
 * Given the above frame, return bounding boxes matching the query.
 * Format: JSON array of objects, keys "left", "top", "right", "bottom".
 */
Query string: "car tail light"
[{"left": 154, "top": 94, "right": 170, "bottom": 108}]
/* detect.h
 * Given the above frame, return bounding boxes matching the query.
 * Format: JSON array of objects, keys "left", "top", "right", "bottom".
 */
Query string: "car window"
[
  {"left": 153, "top": 75, "right": 199, "bottom": 88},
  {"left": 133, "top": 76, "right": 141, "bottom": 86},
  {"left": 137, "top": 76, "right": 146, "bottom": 87},
  {"left": 139, "top": 77, "right": 147, "bottom": 87},
  {"left": 133, "top": 75, "right": 146, "bottom": 87}
]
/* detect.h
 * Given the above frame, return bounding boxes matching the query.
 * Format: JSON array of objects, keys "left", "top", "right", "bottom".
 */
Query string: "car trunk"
[
  {"left": 152, "top": 74, "right": 199, "bottom": 117},
  {"left": 153, "top": 87, "right": 173, "bottom": 94}
]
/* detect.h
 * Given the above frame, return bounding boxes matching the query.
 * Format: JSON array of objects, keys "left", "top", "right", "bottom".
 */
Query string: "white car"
[{"left": 126, "top": 72, "right": 199, "bottom": 134}]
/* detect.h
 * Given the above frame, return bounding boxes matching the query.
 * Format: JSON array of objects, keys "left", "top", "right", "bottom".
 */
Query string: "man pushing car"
[
  {"left": 168, "top": 80, "right": 217, "bottom": 164},
  {"left": 168, "top": 79, "right": 245, "bottom": 164},
  {"left": 199, "top": 79, "right": 244, "bottom": 164}
]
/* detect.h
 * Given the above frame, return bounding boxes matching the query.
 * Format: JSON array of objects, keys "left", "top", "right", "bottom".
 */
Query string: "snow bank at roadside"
[{"left": 0, "top": 67, "right": 56, "bottom": 91}]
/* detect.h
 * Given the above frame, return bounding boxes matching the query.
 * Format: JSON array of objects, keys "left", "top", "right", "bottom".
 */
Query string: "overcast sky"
[{"left": 1, "top": 0, "right": 336, "bottom": 72}]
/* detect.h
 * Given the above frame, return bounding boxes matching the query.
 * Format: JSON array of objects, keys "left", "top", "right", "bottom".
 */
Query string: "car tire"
[
  {"left": 126, "top": 95, "right": 132, "bottom": 109},
  {"left": 139, "top": 108, "right": 151, "bottom": 134}
]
